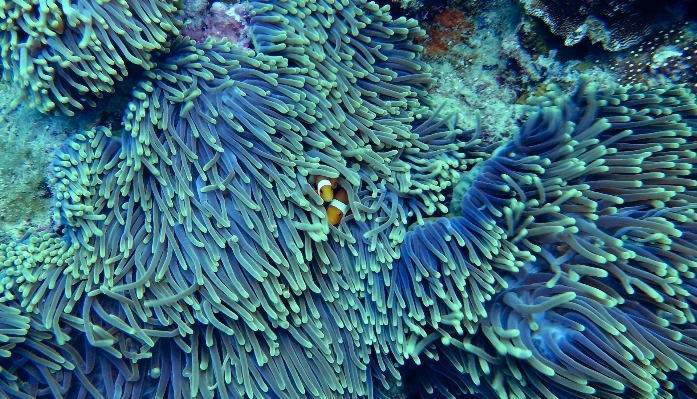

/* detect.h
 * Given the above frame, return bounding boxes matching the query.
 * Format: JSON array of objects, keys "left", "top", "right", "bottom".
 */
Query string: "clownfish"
[
  {"left": 327, "top": 188, "right": 351, "bottom": 226},
  {"left": 315, "top": 176, "right": 338, "bottom": 202}
]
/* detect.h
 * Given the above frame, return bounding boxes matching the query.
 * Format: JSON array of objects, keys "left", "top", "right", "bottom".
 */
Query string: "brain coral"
[
  {"left": 1, "top": 0, "right": 697, "bottom": 397},
  {"left": 0, "top": 0, "right": 182, "bottom": 115}
]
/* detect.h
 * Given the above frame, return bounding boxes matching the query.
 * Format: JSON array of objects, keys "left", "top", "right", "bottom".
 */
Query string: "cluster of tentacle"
[
  {"left": 0, "top": 0, "right": 182, "bottom": 114},
  {"left": 0, "top": 0, "right": 477, "bottom": 396},
  {"left": 1, "top": 0, "right": 697, "bottom": 397},
  {"left": 401, "top": 82, "right": 697, "bottom": 399}
]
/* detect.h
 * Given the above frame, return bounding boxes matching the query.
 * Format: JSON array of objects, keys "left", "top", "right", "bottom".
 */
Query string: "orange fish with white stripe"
[
  {"left": 327, "top": 188, "right": 351, "bottom": 225},
  {"left": 315, "top": 176, "right": 337, "bottom": 202}
]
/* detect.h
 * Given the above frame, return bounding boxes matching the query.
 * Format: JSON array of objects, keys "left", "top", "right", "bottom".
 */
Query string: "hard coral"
[
  {"left": 609, "top": 22, "right": 697, "bottom": 93},
  {"left": 520, "top": 0, "right": 655, "bottom": 51},
  {"left": 421, "top": 8, "right": 473, "bottom": 57}
]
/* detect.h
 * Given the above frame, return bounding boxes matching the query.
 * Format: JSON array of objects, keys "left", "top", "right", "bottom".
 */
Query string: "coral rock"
[{"left": 520, "top": 0, "right": 654, "bottom": 51}]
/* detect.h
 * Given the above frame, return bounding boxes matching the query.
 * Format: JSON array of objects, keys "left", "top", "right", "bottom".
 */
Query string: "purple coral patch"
[{"left": 182, "top": 2, "right": 252, "bottom": 48}]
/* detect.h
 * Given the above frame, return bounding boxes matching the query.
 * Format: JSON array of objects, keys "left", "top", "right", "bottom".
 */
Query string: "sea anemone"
[
  {"left": 0, "top": 0, "right": 182, "bottom": 115},
  {"left": 2, "top": 0, "right": 697, "bottom": 397},
  {"left": 398, "top": 80, "right": 697, "bottom": 398},
  {"left": 0, "top": 0, "right": 475, "bottom": 394}
]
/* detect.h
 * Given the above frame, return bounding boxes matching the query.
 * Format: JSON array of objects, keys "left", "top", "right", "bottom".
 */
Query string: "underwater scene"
[{"left": 0, "top": 0, "right": 697, "bottom": 397}]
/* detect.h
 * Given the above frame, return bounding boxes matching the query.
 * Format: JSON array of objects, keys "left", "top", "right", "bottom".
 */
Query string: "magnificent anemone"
[
  {"left": 0, "top": 0, "right": 477, "bottom": 395},
  {"left": 0, "top": 299, "right": 83, "bottom": 398},
  {"left": 2, "top": 0, "right": 697, "bottom": 396},
  {"left": 400, "top": 81, "right": 697, "bottom": 399},
  {"left": 0, "top": 0, "right": 182, "bottom": 115}
]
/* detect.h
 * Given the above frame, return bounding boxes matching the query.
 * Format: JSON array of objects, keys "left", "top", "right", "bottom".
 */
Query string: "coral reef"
[
  {"left": 421, "top": 8, "right": 474, "bottom": 57},
  {"left": 0, "top": 86, "right": 73, "bottom": 242},
  {"left": 609, "top": 22, "right": 697, "bottom": 93},
  {"left": 520, "top": 0, "right": 655, "bottom": 51},
  {"left": 181, "top": 1, "right": 252, "bottom": 46},
  {"left": 416, "top": 0, "right": 528, "bottom": 144},
  {"left": 0, "top": 122, "right": 55, "bottom": 242},
  {"left": 1, "top": 0, "right": 697, "bottom": 397}
]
